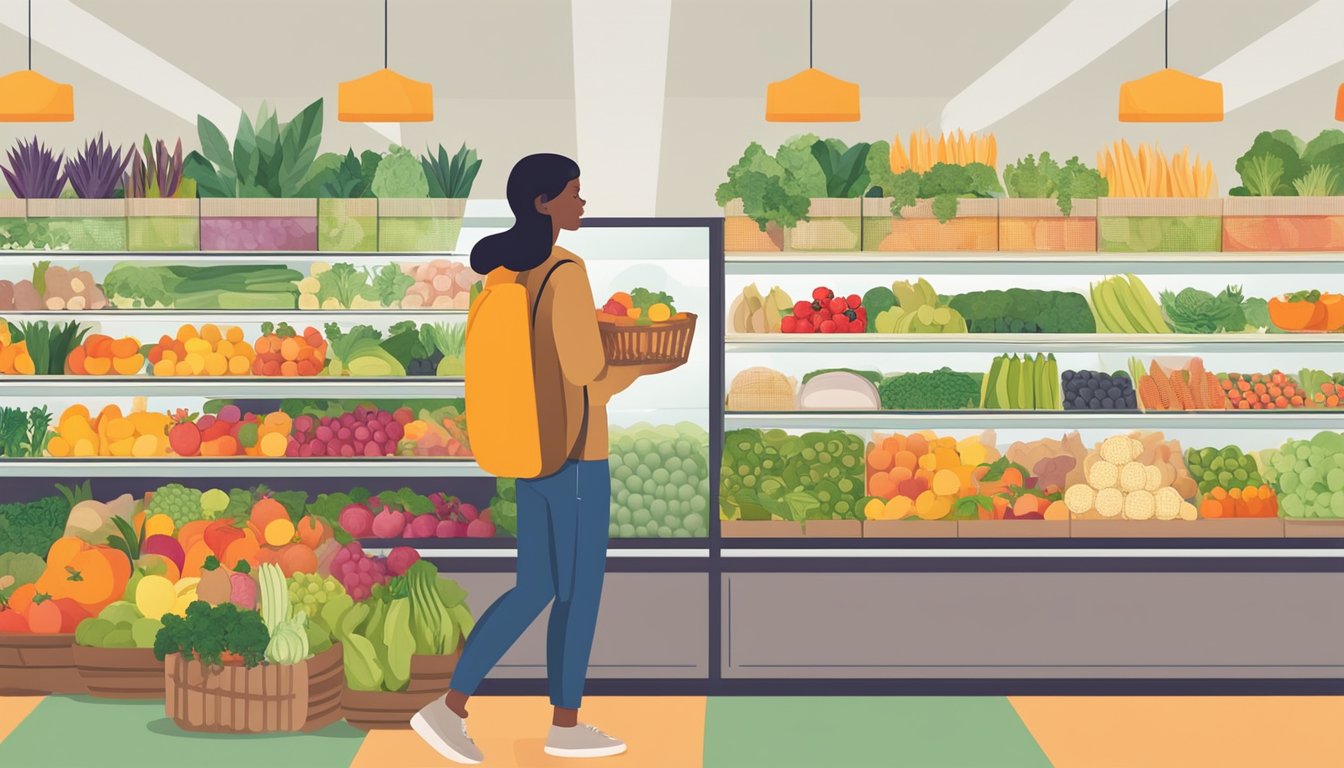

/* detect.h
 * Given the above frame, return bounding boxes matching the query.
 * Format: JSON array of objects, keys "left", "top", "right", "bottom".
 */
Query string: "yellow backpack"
[{"left": 465, "top": 260, "right": 573, "bottom": 479}]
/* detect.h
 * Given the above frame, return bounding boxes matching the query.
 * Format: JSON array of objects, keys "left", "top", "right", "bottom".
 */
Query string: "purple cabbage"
[
  {"left": 127, "top": 136, "right": 186, "bottom": 198},
  {"left": 65, "top": 133, "right": 129, "bottom": 199},
  {"left": 1, "top": 137, "right": 67, "bottom": 198}
]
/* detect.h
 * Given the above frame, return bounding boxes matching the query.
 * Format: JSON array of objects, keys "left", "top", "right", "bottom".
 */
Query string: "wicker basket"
[
  {"left": 73, "top": 645, "right": 164, "bottom": 699},
  {"left": 599, "top": 314, "right": 696, "bottom": 366},
  {"left": 0, "top": 633, "right": 86, "bottom": 695},
  {"left": 164, "top": 643, "right": 343, "bottom": 733},
  {"left": 341, "top": 649, "right": 461, "bottom": 731}
]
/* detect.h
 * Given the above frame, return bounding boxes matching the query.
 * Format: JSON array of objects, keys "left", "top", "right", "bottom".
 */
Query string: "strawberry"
[
  {"left": 793, "top": 300, "right": 813, "bottom": 319},
  {"left": 819, "top": 319, "right": 837, "bottom": 333},
  {"left": 811, "top": 287, "right": 832, "bottom": 303},
  {"left": 795, "top": 319, "right": 814, "bottom": 334},
  {"left": 846, "top": 294, "right": 862, "bottom": 309},
  {"left": 781, "top": 316, "right": 797, "bottom": 333}
]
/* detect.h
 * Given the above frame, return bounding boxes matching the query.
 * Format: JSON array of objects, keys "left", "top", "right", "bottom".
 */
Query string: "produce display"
[
  {"left": 1262, "top": 432, "right": 1344, "bottom": 519},
  {"left": 729, "top": 284, "right": 792, "bottom": 334},
  {"left": 0, "top": 318, "right": 466, "bottom": 379},
  {"left": 879, "top": 369, "right": 979, "bottom": 411},
  {"left": 1062, "top": 370, "right": 1139, "bottom": 412},
  {"left": 1267, "top": 290, "right": 1344, "bottom": 332},
  {"left": 719, "top": 429, "right": 866, "bottom": 522},
  {"left": 1133, "top": 358, "right": 1226, "bottom": 412},
  {"left": 1096, "top": 140, "right": 1217, "bottom": 198},
  {"left": 608, "top": 422, "right": 710, "bottom": 539},
  {"left": 782, "top": 287, "right": 867, "bottom": 334},
  {"left": 981, "top": 353, "right": 1060, "bottom": 410},
  {"left": 1002, "top": 151, "right": 1107, "bottom": 216},
  {"left": 861, "top": 432, "right": 997, "bottom": 520}
]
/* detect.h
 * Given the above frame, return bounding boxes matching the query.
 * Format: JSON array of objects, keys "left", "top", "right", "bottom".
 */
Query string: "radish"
[
  {"left": 143, "top": 535, "right": 186, "bottom": 570},
  {"left": 466, "top": 516, "right": 496, "bottom": 538},
  {"left": 408, "top": 514, "right": 438, "bottom": 539},
  {"left": 386, "top": 546, "right": 420, "bottom": 576},
  {"left": 435, "top": 519, "right": 456, "bottom": 538},
  {"left": 459, "top": 503, "right": 479, "bottom": 522}
]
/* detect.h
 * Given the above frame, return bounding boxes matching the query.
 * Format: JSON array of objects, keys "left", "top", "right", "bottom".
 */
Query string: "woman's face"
[{"left": 536, "top": 179, "right": 585, "bottom": 231}]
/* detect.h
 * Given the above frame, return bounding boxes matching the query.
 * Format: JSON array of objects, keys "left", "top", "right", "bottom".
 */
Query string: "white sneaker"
[
  {"left": 544, "top": 723, "right": 628, "bottom": 758},
  {"left": 410, "top": 699, "right": 484, "bottom": 765}
]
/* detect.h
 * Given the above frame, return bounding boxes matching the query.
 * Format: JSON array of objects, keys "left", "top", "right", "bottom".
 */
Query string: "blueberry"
[
  {"left": 1102, "top": 398, "right": 1115, "bottom": 409},
  {"left": 1079, "top": 388, "right": 1093, "bottom": 399}
]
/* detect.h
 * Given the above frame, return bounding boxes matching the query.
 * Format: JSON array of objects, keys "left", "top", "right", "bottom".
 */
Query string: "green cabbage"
[{"left": 372, "top": 145, "right": 429, "bottom": 198}]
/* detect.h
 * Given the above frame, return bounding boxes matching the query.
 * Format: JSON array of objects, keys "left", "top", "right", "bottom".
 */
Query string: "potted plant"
[
  {"left": 863, "top": 132, "right": 1001, "bottom": 252},
  {"left": 317, "top": 149, "right": 380, "bottom": 252},
  {"left": 1223, "top": 129, "right": 1344, "bottom": 251},
  {"left": 375, "top": 143, "right": 479, "bottom": 252},
  {"left": 1000, "top": 152, "right": 1107, "bottom": 251},
  {"left": 338, "top": 559, "right": 474, "bottom": 731},
  {"left": 125, "top": 136, "right": 199, "bottom": 251},
  {"left": 184, "top": 99, "right": 325, "bottom": 252},
  {"left": 1096, "top": 140, "right": 1221, "bottom": 252}
]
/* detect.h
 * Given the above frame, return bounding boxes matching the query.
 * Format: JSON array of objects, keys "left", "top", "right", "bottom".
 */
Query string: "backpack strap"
[{"left": 530, "top": 258, "right": 576, "bottom": 328}]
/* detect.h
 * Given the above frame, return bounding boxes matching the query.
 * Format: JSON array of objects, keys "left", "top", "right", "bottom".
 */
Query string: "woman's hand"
[{"left": 590, "top": 359, "right": 686, "bottom": 402}]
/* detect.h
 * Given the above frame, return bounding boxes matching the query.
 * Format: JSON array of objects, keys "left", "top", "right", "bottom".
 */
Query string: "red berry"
[
  {"left": 811, "top": 287, "right": 831, "bottom": 303},
  {"left": 850, "top": 319, "right": 866, "bottom": 333},
  {"left": 828, "top": 298, "right": 847, "bottom": 314},
  {"left": 795, "top": 319, "right": 814, "bottom": 334},
  {"left": 817, "top": 308, "right": 832, "bottom": 321},
  {"left": 819, "top": 319, "right": 836, "bottom": 333},
  {"left": 793, "top": 300, "right": 813, "bottom": 319},
  {"left": 781, "top": 316, "right": 797, "bottom": 333},
  {"left": 846, "top": 294, "right": 862, "bottom": 309},
  {"left": 856, "top": 307, "right": 868, "bottom": 320}
]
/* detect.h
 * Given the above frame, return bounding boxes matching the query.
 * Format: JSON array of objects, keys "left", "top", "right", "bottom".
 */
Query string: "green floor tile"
[
  {"left": 704, "top": 696, "right": 1052, "bottom": 768},
  {"left": 0, "top": 696, "right": 365, "bottom": 768}
]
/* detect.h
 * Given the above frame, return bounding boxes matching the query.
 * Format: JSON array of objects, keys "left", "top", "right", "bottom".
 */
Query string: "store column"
[{"left": 571, "top": 0, "right": 673, "bottom": 217}]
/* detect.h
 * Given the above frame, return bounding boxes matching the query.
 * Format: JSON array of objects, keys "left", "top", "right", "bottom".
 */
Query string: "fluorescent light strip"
[
  {"left": 940, "top": 0, "right": 1181, "bottom": 133},
  {"left": 0, "top": 1, "right": 401, "bottom": 145},
  {"left": 1201, "top": 0, "right": 1344, "bottom": 113}
]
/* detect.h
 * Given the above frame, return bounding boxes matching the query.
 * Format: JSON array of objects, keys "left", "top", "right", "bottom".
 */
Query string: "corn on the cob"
[{"left": 1097, "top": 140, "right": 1216, "bottom": 198}]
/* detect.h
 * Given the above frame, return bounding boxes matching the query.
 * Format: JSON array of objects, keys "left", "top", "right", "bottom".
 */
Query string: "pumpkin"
[{"left": 36, "top": 536, "right": 129, "bottom": 613}]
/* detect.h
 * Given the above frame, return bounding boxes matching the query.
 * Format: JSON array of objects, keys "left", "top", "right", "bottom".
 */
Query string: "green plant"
[
  {"left": 372, "top": 145, "right": 429, "bottom": 198},
  {"left": 422, "top": 143, "right": 482, "bottom": 198},
  {"left": 866, "top": 143, "right": 1003, "bottom": 222},
  {"left": 1230, "top": 129, "right": 1344, "bottom": 196},
  {"left": 154, "top": 601, "right": 271, "bottom": 668},
  {"left": 1002, "top": 152, "right": 1107, "bottom": 215},
  {"left": 126, "top": 136, "right": 197, "bottom": 198},
  {"left": 183, "top": 99, "right": 325, "bottom": 198},
  {"left": 714, "top": 142, "right": 811, "bottom": 231},
  {"left": 320, "top": 149, "right": 381, "bottom": 198}
]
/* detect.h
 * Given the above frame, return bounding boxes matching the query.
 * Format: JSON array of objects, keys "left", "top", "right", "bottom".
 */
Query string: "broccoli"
[
  {"left": 155, "top": 601, "right": 271, "bottom": 668},
  {"left": 948, "top": 289, "right": 1096, "bottom": 334}
]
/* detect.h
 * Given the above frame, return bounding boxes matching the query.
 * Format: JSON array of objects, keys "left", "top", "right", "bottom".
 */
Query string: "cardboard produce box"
[
  {"left": 1097, "top": 198, "right": 1222, "bottom": 252},
  {"left": 200, "top": 198, "right": 318, "bottom": 252},
  {"left": 26, "top": 198, "right": 128, "bottom": 251}
]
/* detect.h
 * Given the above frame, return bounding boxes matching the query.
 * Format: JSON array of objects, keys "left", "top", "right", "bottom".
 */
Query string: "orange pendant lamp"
[
  {"left": 1119, "top": 0, "right": 1221, "bottom": 122},
  {"left": 0, "top": 0, "right": 73, "bottom": 122},
  {"left": 766, "top": 0, "right": 859, "bottom": 122},
  {"left": 1335, "top": 83, "right": 1344, "bottom": 121},
  {"left": 338, "top": 0, "right": 432, "bottom": 122}
]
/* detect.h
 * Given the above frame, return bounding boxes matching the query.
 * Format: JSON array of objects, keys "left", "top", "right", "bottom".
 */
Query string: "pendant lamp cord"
[
  {"left": 384, "top": 0, "right": 389, "bottom": 69},
  {"left": 1164, "top": 0, "right": 1169, "bottom": 69},
  {"left": 801, "top": 0, "right": 811, "bottom": 68},
  {"left": 27, "top": 0, "right": 32, "bottom": 70}
]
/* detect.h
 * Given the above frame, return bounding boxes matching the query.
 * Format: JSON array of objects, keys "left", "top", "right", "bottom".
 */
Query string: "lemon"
[{"left": 648, "top": 303, "right": 671, "bottom": 322}]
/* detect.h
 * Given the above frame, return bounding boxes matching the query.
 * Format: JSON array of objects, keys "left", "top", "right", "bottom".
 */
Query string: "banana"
[
  {"left": 1125, "top": 274, "right": 1172, "bottom": 334},
  {"left": 1090, "top": 280, "right": 1120, "bottom": 333}
]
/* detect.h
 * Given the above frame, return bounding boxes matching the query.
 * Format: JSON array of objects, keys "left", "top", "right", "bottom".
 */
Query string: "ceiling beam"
[{"left": 1202, "top": 0, "right": 1344, "bottom": 113}]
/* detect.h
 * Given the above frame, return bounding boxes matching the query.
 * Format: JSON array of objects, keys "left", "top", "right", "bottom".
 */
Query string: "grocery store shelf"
[
  {"left": 719, "top": 547, "right": 1344, "bottom": 558},
  {"left": 0, "top": 310, "right": 466, "bottom": 320},
  {"left": 0, "top": 458, "right": 488, "bottom": 478},
  {"left": 724, "top": 410, "right": 1344, "bottom": 430},
  {"left": 724, "top": 251, "right": 1344, "bottom": 275},
  {"left": 0, "top": 376, "right": 463, "bottom": 397},
  {"left": 13, "top": 250, "right": 471, "bottom": 262},
  {"left": 363, "top": 543, "right": 709, "bottom": 558},
  {"left": 725, "top": 332, "right": 1344, "bottom": 352}
]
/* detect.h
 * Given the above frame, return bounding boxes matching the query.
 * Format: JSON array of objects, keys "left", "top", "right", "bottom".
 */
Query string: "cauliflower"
[
  {"left": 1119, "top": 462, "right": 1146, "bottom": 492},
  {"left": 1064, "top": 484, "right": 1095, "bottom": 515},
  {"left": 1100, "top": 436, "right": 1133, "bottom": 464},
  {"left": 1124, "top": 489, "right": 1155, "bottom": 520},
  {"left": 1095, "top": 488, "right": 1124, "bottom": 517},
  {"left": 1087, "top": 460, "right": 1119, "bottom": 490},
  {"left": 1129, "top": 438, "right": 1144, "bottom": 461},
  {"left": 1153, "top": 487, "right": 1183, "bottom": 520}
]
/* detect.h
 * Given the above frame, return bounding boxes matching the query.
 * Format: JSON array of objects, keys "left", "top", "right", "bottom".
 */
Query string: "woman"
[{"left": 413, "top": 154, "right": 678, "bottom": 763}]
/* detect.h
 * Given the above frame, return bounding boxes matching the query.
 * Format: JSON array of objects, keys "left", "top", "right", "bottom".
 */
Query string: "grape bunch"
[
  {"left": 288, "top": 406, "right": 408, "bottom": 459},
  {"left": 329, "top": 542, "right": 390, "bottom": 601},
  {"left": 287, "top": 572, "right": 346, "bottom": 618},
  {"left": 147, "top": 483, "right": 205, "bottom": 528}
]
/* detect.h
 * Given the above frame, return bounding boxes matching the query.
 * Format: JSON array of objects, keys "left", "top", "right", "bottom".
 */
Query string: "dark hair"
[{"left": 470, "top": 153, "right": 580, "bottom": 273}]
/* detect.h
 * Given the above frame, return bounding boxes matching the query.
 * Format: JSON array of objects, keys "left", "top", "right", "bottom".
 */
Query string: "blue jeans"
[{"left": 450, "top": 459, "right": 610, "bottom": 709}]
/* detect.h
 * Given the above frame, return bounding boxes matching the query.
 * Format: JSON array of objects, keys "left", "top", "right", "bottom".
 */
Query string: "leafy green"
[
  {"left": 1293, "top": 165, "right": 1340, "bottom": 196},
  {"left": 947, "top": 289, "right": 1096, "bottom": 333},
  {"left": 154, "top": 601, "right": 270, "bottom": 668},
  {"left": 374, "top": 488, "right": 435, "bottom": 517},
  {"left": 630, "top": 287, "right": 675, "bottom": 312},
  {"left": 0, "top": 495, "right": 70, "bottom": 555},
  {"left": 715, "top": 142, "right": 811, "bottom": 231},
  {"left": 13, "top": 321, "right": 89, "bottom": 375},
  {"left": 1159, "top": 286, "right": 1250, "bottom": 334},
  {"left": 0, "top": 552, "right": 44, "bottom": 599},
  {"left": 1002, "top": 152, "right": 1107, "bottom": 215},
  {"left": 323, "top": 323, "right": 384, "bottom": 367},
  {"left": 372, "top": 145, "right": 429, "bottom": 198},
  {"left": 380, "top": 321, "right": 432, "bottom": 368},
  {"left": 183, "top": 99, "right": 325, "bottom": 198},
  {"left": 878, "top": 369, "right": 981, "bottom": 410},
  {"left": 720, "top": 429, "right": 866, "bottom": 524},
  {"left": 316, "top": 262, "right": 369, "bottom": 308},
  {"left": 1243, "top": 297, "right": 1271, "bottom": 330},
  {"left": 1229, "top": 129, "right": 1344, "bottom": 196},
  {"left": 809, "top": 139, "right": 872, "bottom": 197},
  {"left": 490, "top": 478, "right": 518, "bottom": 538},
  {"left": 0, "top": 406, "right": 53, "bottom": 458},
  {"left": 370, "top": 264, "right": 414, "bottom": 306},
  {"left": 422, "top": 143, "right": 482, "bottom": 198},
  {"left": 873, "top": 160, "right": 1004, "bottom": 222},
  {"left": 773, "top": 134, "right": 828, "bottom": 197},
  {"left": 320, "top": 149, "right": 375, "bottom": 198},
  {"left": 0, "top": 219, "right": 72, "bottom": 250}
]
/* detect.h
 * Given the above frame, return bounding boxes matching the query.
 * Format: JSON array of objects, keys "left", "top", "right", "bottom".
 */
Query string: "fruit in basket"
[
  {"left": 147, "top": 483, "right": 205, "bottom": 528},
  {"left": 597, "top": 287, "right": 685, "bottom": 328},
  {"left": 253, "top": 322, "right": 326, "bottom": 377},
  {"left": 782, "top": 286, "right": 866, "bottom": 334},
  {"left": 287, "top": 572, "right": 344, "bottom": 618},
  {"left": 149, "top": 324, "right": 255, "bottom": 377},
  {"left": 66, "top": 334, "right": 144, "bottom": 376}
]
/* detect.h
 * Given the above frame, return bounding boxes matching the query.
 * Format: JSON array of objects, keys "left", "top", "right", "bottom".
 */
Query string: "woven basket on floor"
[
  {"left": 73, "top": 645, "right": 164, "bottom": 699},
  {"left": 599, "top": 314, "right": 697, "bottom": 366},
  {"left": 164, "top": 643, "right": 343, "bottom": 733},
  {"left": 0, "top": 632, "right": 86, "bottom": 695},
  {"left": 341, "top": 648, "right": 461, "bottom": 731}
]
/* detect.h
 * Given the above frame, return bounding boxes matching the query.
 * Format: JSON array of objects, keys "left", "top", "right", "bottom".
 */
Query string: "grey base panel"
[
  {"left": 447, "top": 572, "right": 708, "bottom": 679},
  {"left": 723, "top": 571, "right": 1344, "bottom": 679}
]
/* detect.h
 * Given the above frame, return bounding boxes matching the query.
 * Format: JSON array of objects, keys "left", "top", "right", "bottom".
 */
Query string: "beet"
[
  {"left": 142, "top": 534, "right": 185, "bottom": 570},
  {"left": 339, "top": 504, "right": 374, "bottom": 537},
  {"left": 435, "top": 519, "right": 456, "bottom": 538},
  {"left": 371, "top": 506, "right": 406, "bottom": 538},
  {"left": 386, "top": 546, "right": 420, "bottom": 576},
  {"left": 408, "top": 514, "right": 438, "bottom": 539}
]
